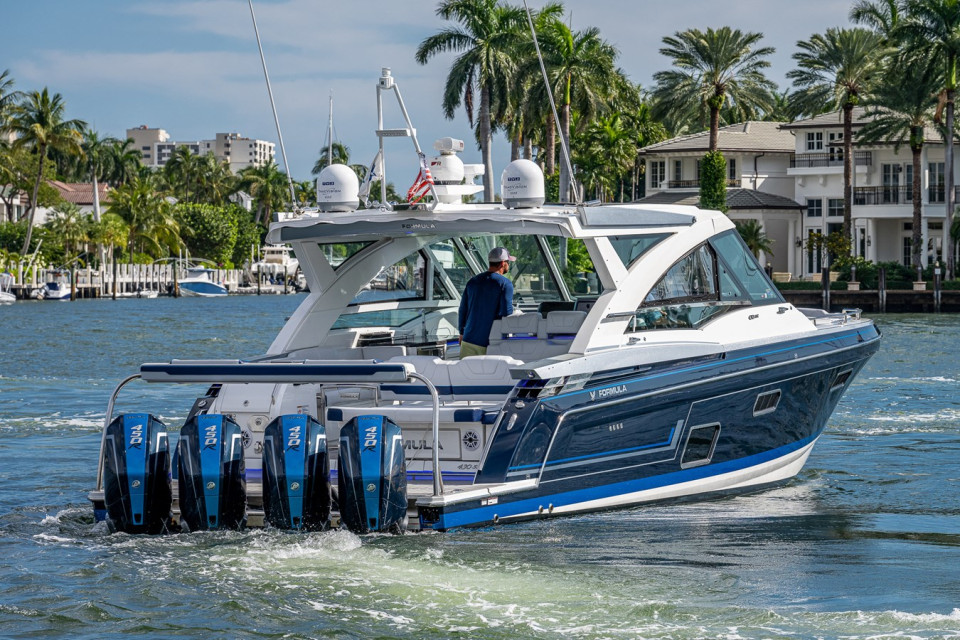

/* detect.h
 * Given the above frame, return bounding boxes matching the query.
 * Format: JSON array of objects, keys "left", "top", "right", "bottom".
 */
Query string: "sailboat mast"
[{"left": 327, "top": 92, "right": 334, "bottom": 167}]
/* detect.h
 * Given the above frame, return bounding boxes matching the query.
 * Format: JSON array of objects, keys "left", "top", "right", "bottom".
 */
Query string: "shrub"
[{"left": 699, "top": 151, "right": 727, "bottom": 212}]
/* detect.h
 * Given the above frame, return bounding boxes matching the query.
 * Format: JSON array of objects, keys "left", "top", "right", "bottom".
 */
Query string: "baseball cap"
[{"left": 488, "top": 247, "right": 516, "bottom": 262}]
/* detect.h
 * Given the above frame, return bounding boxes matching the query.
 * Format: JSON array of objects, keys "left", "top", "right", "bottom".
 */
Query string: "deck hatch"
[
  {"left": 680, "top": 423, "right": 720, "bottom": 469},
  {"left": 753, "top": 390, "right": 781, "bottom": 417}
]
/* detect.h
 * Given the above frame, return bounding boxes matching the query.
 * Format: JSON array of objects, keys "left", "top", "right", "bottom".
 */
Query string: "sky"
[{"left": 2, "top": 0, "right": 856, "bottom": 186}]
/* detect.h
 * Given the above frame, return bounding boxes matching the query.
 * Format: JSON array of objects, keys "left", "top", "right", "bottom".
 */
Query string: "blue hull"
[{"left": 419, "top": 325, "right": 881, "bottom": 530}]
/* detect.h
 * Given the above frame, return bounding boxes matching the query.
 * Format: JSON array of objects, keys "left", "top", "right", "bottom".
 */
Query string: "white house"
[
  {"left": 782, "top": 108, "right": 949, "bottom": 275},
  {"left": 637, "top": 121, "right": 800, "bottom": 274},
  {"left": 126, "top": 126, "right": 275, "bottom": 173}
]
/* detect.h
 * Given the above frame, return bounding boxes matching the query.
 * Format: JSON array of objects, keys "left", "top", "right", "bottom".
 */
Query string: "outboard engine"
[
  {"left": 102, "top": 413, "right": 172, "bottom": 534},
  {"left": 337, "top": 415, "right": 407, "bottom": 534},
  {"left": 262, "top": 414, "right": 332, "bottom": 531},
  {"left": 176, "top": 414, "right": 246, "bottom": 531}
]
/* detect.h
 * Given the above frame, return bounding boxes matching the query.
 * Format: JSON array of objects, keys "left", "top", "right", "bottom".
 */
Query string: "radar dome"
[
  {"left": 500, "top": 159, "right": 545, "bottom": 209},
  {"left": 316, "top": 164, "right": 359, "bottom": 212}
]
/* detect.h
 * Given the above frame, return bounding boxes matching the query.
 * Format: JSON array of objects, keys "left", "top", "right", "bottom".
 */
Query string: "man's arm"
[
  {"left": 501, "top": 279, "right": 514, "bottom": 316},
  {"left": 458, "top": 286, "right": 469, "bottom": 335}
]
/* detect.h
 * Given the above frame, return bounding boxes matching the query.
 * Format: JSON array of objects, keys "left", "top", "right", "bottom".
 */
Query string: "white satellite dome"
[
  {"left": 500, "top": 159, "right": 545, "bottom": 209},
  {"left": 316, "top": 164, "right": 360, "bottom": 212}
]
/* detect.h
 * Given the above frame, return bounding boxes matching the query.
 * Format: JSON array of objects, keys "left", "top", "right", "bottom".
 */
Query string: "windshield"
[{"left": 461, "top": 234, "right": 563, "bottom": 305}]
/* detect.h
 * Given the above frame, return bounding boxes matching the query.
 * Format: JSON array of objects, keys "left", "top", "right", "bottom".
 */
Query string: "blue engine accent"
[
  {"left": 102, "top": 413, "right": 172, "bottom": 534},
  {"left": 176, "top": 414, "right": 246, "bottom": 531},
  {"left": 337, "top": 415, "right": 407, "bottom": 534},
  {"left": 262, "top": 414, "right": 331, "bottom": 530}
]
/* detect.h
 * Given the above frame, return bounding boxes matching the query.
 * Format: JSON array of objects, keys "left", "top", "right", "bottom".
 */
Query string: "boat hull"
[
  {"left": 419, "top": 325, "right": 880, "bottom": 530},
  {"left": 178, "top": 281, "right": 228, "bottom": 297}
]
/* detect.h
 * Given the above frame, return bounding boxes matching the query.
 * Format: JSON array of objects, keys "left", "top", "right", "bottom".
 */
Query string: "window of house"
[
  {"left": 674, "top": 160, "right": 682, "bottom": 183},
  {"left": 806, "top": 132, "right": 823, "bottom": 151},
  {"left": 930, "top": 162, "right": 945, "bottom": 203},
  {"left": 905, "top": 164, "right": 914, "bottom": 202},
  {"left": 827, "top": 199, "right": 843, "bottom": 217},
  {"left": 650, "top": 161, "right": 666, "bottom": 189},
  {"left": 807, "top": 198, "right": 823, "bottom": 217},
  {"left": 728, "top": 158, "right": 737, "bottom": 181}
]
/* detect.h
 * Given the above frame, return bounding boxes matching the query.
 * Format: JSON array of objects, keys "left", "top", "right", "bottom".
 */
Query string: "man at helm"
[{"left": 458, "top": 247, "right": 515, "bottom": 358}]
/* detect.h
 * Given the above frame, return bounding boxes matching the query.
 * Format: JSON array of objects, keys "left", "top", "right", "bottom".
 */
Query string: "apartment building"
[{"left": 126, "top": 126, "right": 275, "bottom": 172}]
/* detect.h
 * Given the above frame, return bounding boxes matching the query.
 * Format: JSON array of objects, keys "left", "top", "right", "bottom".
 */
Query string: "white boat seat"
[
  {"left": 448, "top": 355, "right": 520, "bottom": 401},
  {"left": 487, "top": 310, "right": 586, "bottom": 361},
  {"left": 544, "top": 310, "right": 587, "bottom": 337}
]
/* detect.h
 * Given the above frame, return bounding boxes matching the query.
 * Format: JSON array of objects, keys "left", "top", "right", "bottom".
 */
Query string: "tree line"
[{"left": 3, "top": 0, "right": 960, "bottom": 276}]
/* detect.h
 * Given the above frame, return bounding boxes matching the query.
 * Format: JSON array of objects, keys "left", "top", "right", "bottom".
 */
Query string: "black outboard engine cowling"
[
  {"left": 337, "top": 415, "right": 407, "bottom": 534},
  {"left": 262, "top": 414, "right": 331, "bottom": 531},
  {"left": 102, "top": 413, "right": 172, "bottom": 534},
  {"left": 176, "top": 414, "right": 246, "bottom": 531}
]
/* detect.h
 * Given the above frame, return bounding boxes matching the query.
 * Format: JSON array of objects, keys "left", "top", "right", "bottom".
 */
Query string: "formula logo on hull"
[{"left": 589, "top": 384, "right": 628, "bottom": 401}]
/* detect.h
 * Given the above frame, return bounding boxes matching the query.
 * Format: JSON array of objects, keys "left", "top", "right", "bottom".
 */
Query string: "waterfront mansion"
[{"left": 638, "top": 108, "right": 949, "bottom": 279}]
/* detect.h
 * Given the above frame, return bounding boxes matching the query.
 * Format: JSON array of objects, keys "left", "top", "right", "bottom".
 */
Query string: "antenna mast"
[
  {"left": 248, "top": 0, "right": 298, "bottom": 211},
  {"left": 522, "top": 0, "right": 580, "bottom": 206},
  {"left": 327, "top": 92, "right": 334, "bottom": 167}
]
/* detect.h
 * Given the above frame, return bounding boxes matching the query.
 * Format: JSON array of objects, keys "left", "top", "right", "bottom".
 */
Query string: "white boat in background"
[
  {"left": 178, "top": 266, "right": 228, "bottom": 297},
  {"left": 39, "top": 270, "right": 72, "bottom": 300},
  {"left": 0, "top": 273, "right": 15, "bottom": 304}
]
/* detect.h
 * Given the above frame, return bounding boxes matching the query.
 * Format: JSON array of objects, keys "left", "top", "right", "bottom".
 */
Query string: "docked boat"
[
  {"left": 39, "top": 270, "right": 72, "bottom": 300},
  {"left": 0, "top": 272, "right": 14, "bottom": 304},
  {"left": 89, "top": 69, "right": 880, "bottom": 535},
  {"left": 178, "top": 266, "right": 228, "bottom": 297}
]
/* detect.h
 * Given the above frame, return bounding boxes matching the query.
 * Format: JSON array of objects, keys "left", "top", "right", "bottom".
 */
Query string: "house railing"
[
  {"left": 853, "top": 186, "right": 909, "bottom": 205},
  {"left": 789, "top": 151, "right": 872, "bottom": 168}
]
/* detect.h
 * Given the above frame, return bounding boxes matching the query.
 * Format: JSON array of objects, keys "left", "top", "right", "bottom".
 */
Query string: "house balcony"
[
  {"left": 853, "top": 185, "right": 960, "bottom": 206},
  {"left": 790, "top": 151, "right": 872, "bottom": 169},
  {"left": 663, "top": 178, "right": 741, "bottom": 190}
]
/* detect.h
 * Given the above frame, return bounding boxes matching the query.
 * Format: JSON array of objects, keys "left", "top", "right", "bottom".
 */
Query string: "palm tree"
[
  {"left": 163, "top": 146, "right": 202, "bottom": 203},
  {"left": 532, "top": 20, "right": 620, "bottom": 201},
  {"left": 106, "top": 138, "right": 142, "bottom": 187},
  {"left": 46, "top": 202, "right": 91, "bottom": 261},
  {"left": 652, "top": 27, "right": 776, "bottom": 152},
  {"left": 82, "top": 130, "right": 116, "bottom": 266},
  {"left": 788, "top": 27, "right": 885, "bottom": 244},
  {"left": 107, "top": 175, "right": 181, "bottom": 258},
  {"left": 7, "top": 88, "right": 86, "bottom": 255},
  {"left": 0, "top": 70, "right": 22, "bottom": 127},
  {"left": 858, "top": 59, "right": 940, "bottom": 268},
  {"left": 898, "top": 0, "right": 960, "bottom": 277},
  {"left": 312, "top": 142, "right": 350, "bottom": 175},
  {"left": 416, "top": 0, "right": 529, "bottom": 202},
  {"left": 734, "top": 219, "right": 775, "bottom": 259},
  {"left": 851, "top": 0, "right": 905, "bottom": 42},
  {"left": 238, "top": 161, "right": 289, "bottom": 225}
]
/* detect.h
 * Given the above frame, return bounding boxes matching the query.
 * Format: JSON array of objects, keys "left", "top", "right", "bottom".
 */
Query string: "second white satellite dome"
[
  {"left": 316, "top": 164, "right": 360, "bottom": 212},
  {"left": 501, "top": 159, "right": 545, "bottom": 209}
]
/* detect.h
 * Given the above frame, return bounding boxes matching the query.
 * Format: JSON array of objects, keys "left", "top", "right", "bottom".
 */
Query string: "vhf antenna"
[
  {"left": 522, "top": 0, "right": 581, "bottom": 206},
  {"left": 249, "top": 0, "right": 298, "bottom": 212}
]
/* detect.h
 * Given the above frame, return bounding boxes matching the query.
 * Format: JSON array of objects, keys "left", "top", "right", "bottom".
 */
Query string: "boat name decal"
[
  {"left": 286, "top": 425, "right": 301, "bottom": 452},
  {"left": 203, "top": 423, "right": 219, "bottom": 450},
  {"left": 363, "top": 424, "right": 379, "bottom": 450},
  {"left": 401, "top": 223, "right": 436, "bottom": 229},
  {"left": 128, "top": 422, "right": 143, "bottom": 450},
  {"left": 589, "top": 384, "right": 628, "bottom": 401}
]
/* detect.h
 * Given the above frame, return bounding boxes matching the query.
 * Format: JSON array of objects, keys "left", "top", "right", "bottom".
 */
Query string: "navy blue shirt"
[{"left": 458, "top": 271, "right": 514, "bottom": 347}]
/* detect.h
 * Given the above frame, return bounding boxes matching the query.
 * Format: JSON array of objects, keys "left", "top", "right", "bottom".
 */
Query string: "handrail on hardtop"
[{"left": 94, "top": 360, "right": 443, "bottom": 498}]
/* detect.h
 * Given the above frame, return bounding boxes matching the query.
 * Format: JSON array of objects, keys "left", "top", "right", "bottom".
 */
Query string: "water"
[{"left": 2, "top": 298, "right": 959, "bottom": 639}]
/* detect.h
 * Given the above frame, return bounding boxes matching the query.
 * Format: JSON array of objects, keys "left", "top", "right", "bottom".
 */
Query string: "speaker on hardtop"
[
  {"left": 102, "top": 413, "right": 172, "bottom": 534},
  {"left": 337, "top": 414, "right": 407, "bottom": 534},
  {"left": 176, "top": 414, "right": 246, "bottom": 531},
  {"left": 262, "top": 414, "right": 331, "bottom": 530}
]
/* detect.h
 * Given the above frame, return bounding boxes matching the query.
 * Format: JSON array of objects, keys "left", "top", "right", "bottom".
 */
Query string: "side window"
[
  {"left": 710, "top": 231, "right": 783, "bottom": 305},
  {"left": 630, "top": 244, "right": 730, "bottom": 331}
]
